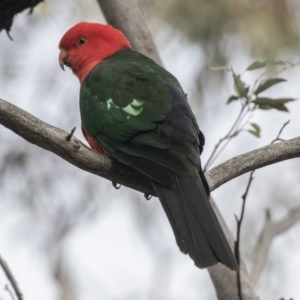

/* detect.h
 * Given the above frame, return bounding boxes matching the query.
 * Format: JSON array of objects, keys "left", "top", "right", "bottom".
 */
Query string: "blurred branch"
[
  {"left": 0, "top": 254, "right": 23, "bottom": 300},
  {"left": 250, "top": 206, "right": 300, "bottom": 287},
  {"left": 96, "top": 0, "right": 162, "bottom": 65},
  {"left": 5, "top": 285, "right": 16, "bottom": 300},
  {"left": 54, "top": 254, "right": 78, "bottom": 300}
]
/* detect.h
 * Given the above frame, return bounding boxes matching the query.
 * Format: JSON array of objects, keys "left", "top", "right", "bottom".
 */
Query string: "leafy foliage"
[{"left": 204, "top": 59, "right": 298, "bottom": 171}]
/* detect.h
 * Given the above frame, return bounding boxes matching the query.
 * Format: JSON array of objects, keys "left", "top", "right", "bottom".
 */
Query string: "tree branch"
[
  {"left": 250, "top": 206, "right": 300, "bottom": 286},
  {"left": 206, "top": 137, "right": 300, "bottom": 191},
  {"left": 1, "top": 98, "right": 300, "bottom": 197},
  {"left": 0, "top": 98, "right": 154, "bottom": 195},
  {"left": 96, "top": 0, "right": 162, "bottom": 65},
  {"left": 208, "top": 200, "right": 259, "bottom": 300},
  {"left": 0, "top": 254, "right": 23, "bottom": 300}
]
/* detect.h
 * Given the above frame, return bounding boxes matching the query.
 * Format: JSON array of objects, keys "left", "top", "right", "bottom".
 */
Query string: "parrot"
[{"left": 58, "top": 22, "right": 238, "bottom": 271}]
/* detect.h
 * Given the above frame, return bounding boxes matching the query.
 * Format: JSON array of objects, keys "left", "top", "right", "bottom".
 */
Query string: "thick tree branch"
[
  {"left": 0, "top": 98, "right": 154, "bottom": 196},
  {"left": 1, "top": 98, "right": 300, "bottom": 196},
  {"left": 96, "top": 0, "right": 162, "bottom": 65},
  {"left": 206, "top": 138, "right": 300, "bottom": 191}
]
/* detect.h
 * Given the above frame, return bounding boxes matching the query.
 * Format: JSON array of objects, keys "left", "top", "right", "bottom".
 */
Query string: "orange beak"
[{"left": 59, "top": 49, "right": 68, "bottom": 71}]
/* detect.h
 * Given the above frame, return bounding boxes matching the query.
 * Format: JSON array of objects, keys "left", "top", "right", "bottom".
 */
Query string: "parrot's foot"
[
  {"left": 112, "top": 181, "right": 121, "bottom": 189},
  {"left": 66, "top": 126, "right": 77, "bottom": 141},
  {"left": 144, "top": 193, "right": 152, "bottom": 200}
]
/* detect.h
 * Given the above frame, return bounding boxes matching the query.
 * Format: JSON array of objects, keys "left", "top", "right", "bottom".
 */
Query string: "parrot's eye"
[{"left": 77, "top": 37, "right": 86, "bottom": 45}]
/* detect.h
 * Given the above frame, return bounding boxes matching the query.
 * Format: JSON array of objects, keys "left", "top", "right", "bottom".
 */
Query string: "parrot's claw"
[
  {"left": 144, "top": 193, "right": 152, "bottom": 200},
  {"left": 66, "top": 126, "right": 77, "bottom": 141},
  {"left": 112, "top": 181, "right": 121, "bottom": 189}
]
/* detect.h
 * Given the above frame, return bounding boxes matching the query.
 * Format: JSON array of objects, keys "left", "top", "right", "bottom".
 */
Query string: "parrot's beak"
[{"left": 59, "top": 49, "right": 69, "bottom": 71}]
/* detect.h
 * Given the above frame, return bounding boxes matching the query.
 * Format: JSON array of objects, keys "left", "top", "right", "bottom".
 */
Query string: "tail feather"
[{"left": 152, "top": 175, "right": 238, "bottom": 271}]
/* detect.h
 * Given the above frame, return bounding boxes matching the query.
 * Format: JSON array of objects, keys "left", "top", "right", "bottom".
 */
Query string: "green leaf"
[
  {"left": 249, "top": 123, "right": 261, "bottom": 137},
  {"left": 253, "top": 97, "right": 289, "bottom": 112},
  {"left": 209, "top": 65, "right": 231, "bottom": 71},
  {"left": 233, "top": 73, "right": 248, "bottom": 97},
  {"left": 246, "top": 60, "right": 286, "bottom": 71},
  {"left": 227, "top": 95, "right": 239, "bottom": 104},
  {"left": 254, "top": 78, "right": 286, "bottom": 95},
  {"left": 246, "top": 61, "right": 267, "bottom": 71},
  {"left": 248, "top": 129, "right": 260, "bottom": 138},
  {"left": 274, "top": 98, "right": 296, "bottom": 104}
]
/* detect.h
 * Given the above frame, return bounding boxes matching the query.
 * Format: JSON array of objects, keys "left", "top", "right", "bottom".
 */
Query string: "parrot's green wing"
[{"left": 80, "top": 49, "right": 203, "bottom": 189}]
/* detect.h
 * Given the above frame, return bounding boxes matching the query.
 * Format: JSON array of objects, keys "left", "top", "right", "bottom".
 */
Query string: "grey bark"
[{"left": 96, "top": 0, "right": 162, "bottom": 65}]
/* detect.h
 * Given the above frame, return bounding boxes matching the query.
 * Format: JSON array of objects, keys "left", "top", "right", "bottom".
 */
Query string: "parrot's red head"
[{"left": 58, "top": 22, "right": 131, "bottom": 83}]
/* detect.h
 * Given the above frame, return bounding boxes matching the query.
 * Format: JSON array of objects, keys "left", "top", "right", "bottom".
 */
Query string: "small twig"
[
  {"left": 265, "top": 60, "right": 300, "bottom": 81},
  {"left": 204, "top": 103, "right": 247, "bottom": 171},
  {"left": 235, "top": 171, "right": 254, "bottom": 300},
  {"left": 0, "top": 255, "right": 23, "bottom": 300},
  {"left": 66, "top": 126, "right": 76, "bottom": 141},
  {"left": 271, "top": 120, "right": 290, "bottom": 144},
  {"left": 204, "top": 99, "right": 254, "bottom": 171},
  {"left": 5, "top": 284, "right": 16, "bottom": 300}
]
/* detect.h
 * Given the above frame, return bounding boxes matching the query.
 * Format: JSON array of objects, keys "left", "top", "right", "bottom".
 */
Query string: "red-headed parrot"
[{"left": 58, "top": 22, "right": 238, "bottom": 271}]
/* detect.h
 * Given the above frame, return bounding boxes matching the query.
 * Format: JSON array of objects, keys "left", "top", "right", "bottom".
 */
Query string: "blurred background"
[{"left": 0, "top": 0, "right": 300, "bottom": 299}]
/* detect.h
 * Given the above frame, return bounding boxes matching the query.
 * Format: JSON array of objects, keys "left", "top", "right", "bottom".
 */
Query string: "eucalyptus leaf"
[
  {"left": 227, "top": 95, "right": 239, "bottom": 104},
  {"left": 248, "top": 129, "right": 260, "bottom": 138},
  {"left": 274, "top": 98, "right": 296, "bottom": 104},
  {"left": 233, "top": 73, "right": 248, "bottom": 97},
  {"left": 246, "top": 61, "right": 267, "bottom": 71},
  {"left": 253, "top": 97, "right": 289, "bottom": 112},
  {"left": 250, "top": 123, "right": 261, "bottom": 137},
  {"left": 254, "top": 78, "right": 286, "bottom": 95}
]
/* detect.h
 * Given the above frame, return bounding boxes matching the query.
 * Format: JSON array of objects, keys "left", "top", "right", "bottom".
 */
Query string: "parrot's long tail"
[{"left": 152, "top": 175, "right": 238, "bottom": 271}]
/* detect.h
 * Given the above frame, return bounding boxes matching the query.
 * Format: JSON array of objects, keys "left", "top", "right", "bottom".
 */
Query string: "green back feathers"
[
  {"left": 80, "top": 49, "right": 203, "bottom": 187},
  {"left": 80, "top": 49, "right": 181, "bottom": 141}
]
